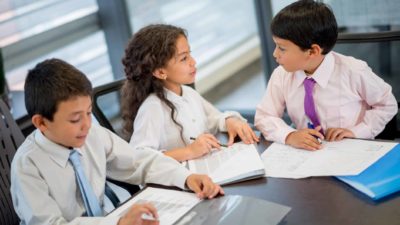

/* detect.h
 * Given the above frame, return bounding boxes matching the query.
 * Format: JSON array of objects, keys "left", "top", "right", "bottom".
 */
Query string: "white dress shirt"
[
  {"left": 255, "top": 51, "right": 398, "bottom": 144},
  {"left": 11, "top": 124, "right": 192, "bottom": 225},
  {"left": 129, "top": 85, "right": 244, "bottom": 151}
]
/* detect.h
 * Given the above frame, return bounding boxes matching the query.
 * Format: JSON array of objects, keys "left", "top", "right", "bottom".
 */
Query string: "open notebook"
[
  {"left": 188, "top": 142, "right": 265, "bottom": 185},
  {"left": 336, "top": 143, "right": 400, "bottom": 200}
]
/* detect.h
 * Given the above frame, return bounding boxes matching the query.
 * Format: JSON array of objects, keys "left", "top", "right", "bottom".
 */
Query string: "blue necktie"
[{"left": 69, "top": 150, "right": 102, "bottom": 216}]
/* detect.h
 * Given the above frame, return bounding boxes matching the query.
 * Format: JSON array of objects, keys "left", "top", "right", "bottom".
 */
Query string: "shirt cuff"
[
  {"left": 99, "top": 216, "right": 120, "bottom": 225},
  {"left": 219, "top": 111, "right": 247, "bottom": 131},
  {"left": 277, "top": 126, "right": 297, "bottom": 144},
  {"left": 349, "top": 122, "right": 374, "bottom": 139},
  {"left": 172, "top": 167, "right": 193, "bottom": 190}
]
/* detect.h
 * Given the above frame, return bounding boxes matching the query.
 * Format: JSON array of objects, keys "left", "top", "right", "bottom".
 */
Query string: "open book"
[{"left": 188, "top": 142, "right": 265, "bottom": 185}]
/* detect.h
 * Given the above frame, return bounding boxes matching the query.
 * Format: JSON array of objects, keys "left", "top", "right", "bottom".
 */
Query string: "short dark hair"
[
  {"left": 24, "top": 58, "right": 92, "bottom": 120},
  {"left": 271, "top": 0, "right": 338, "bottom": 54}
]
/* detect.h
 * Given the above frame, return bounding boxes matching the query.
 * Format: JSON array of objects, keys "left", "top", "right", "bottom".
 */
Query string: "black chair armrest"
[{"left": 107, "top": 178, "right": 141, "bottom": 196}]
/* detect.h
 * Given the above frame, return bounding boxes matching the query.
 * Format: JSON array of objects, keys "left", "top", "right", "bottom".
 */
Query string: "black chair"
[
  {"left": 375, "top": 102, "right": 399, "bottom": 140},
  {"left": 0, "top": 49, "right": 10, "bottom": 106},
  {"left": 0, "top": 99, "right": 24, "bottom": 225},
  {"left": 92, "top": 79, "right": 125, "bottom": 135},
  {"left": 92, "top": 79, "right": 141, "bottom": 197}
]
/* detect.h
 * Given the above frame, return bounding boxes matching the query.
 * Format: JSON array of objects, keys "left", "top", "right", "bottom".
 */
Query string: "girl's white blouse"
[{"left": 129, "top": 86, "right": 244, "bottom": 151}]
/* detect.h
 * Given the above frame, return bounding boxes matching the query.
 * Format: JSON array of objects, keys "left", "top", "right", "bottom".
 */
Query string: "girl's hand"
[
  {"left": 187, "top": 134, "right": 220, "bottom": 158},
  {"left": 225, "top": 117, "right": 259, "bottom": 145}
]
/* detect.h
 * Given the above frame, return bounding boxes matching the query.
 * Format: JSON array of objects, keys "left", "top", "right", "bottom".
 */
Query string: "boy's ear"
[
  {"left": 308, "top": 44, "right": 323, "bottom": 57},
  {"left": 152, "top": 68, "right": 167, "bottom": 80},
  {"left": 31, "top": 114, "right": 49, "bottom": 132}
]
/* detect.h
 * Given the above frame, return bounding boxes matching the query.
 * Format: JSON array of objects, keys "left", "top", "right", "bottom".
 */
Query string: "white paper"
[
  {"left": 188, "top": 143, "right": 265, "bottom": 184},
  {"left": 261, "top": 139, "right": 397, "bottom": 179},
  {"left": 107, "top": 187, "right": 201, "bottom": 225}
]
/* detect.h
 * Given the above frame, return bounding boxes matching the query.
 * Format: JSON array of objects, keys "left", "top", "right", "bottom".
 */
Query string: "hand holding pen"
[
  {"left": 190, "top": 137, "right": 228, "bottom": 147},
  {"left": 187, "top": 134, "right": 223, "bottom": 158},
  {"left": 285, "top": 123, "right": 324, "bottom": 151},
  {"left": 307, "top": 122, "right": 323, "bottom": 144}
]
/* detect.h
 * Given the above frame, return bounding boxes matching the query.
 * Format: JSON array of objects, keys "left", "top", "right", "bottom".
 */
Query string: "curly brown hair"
[{"left": 121, "top": 24, "right": 187, "bottom": 141}]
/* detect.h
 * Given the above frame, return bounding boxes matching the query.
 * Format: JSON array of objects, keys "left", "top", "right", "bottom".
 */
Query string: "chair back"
[
  {"left": 0, "top": 99, "right": 23, "bottom": 225},
  {"left": 92, "top": 79, "right": 141, "bottom": 199},
  {"left": 92, "top": 79, "right": 125, "bottom": 137}
]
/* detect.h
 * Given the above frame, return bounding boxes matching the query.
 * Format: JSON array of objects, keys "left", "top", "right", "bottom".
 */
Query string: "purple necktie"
[{"left": 304, "top": 78, "right": 322, "bottom": 132}]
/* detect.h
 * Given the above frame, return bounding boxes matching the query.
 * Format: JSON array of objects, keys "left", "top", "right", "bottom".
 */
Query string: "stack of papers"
[
  {"left": 261, "top": 139, "right": 397, "bottom": 179},
  {"left": 188, "top": 142, "right": 265, "bottom": 185}
]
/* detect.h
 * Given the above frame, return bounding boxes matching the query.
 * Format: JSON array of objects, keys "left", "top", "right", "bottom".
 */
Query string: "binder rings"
[{"left": 336, "top": 144, "right": 400, "bottom": 200}]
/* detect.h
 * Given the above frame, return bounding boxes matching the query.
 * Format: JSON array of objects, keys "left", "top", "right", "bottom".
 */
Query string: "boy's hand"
[
  {"left": 285, "top": 127, "right": 324, "bottom": 151},
  {"left": 118, "top": 203, "right": 159, "bottom": 225},
  {"left": 325, "top": 128, "right": 355, "bottom": 141},
  {"left": 226, "top": 117, "right": 259, "bottom": 145},
  {"left": 187, "top": 134, "right": 220, "bottom": 158},
  {"left": 186, "top": 174, "right": 224, "bottom": 199}
]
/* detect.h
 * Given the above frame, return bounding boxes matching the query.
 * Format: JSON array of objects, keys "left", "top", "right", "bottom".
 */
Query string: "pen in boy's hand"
[
  {"left": 142, "top": 213, "right": 159, "bottom": 221},
  {"left": 314, "top": 136, "right": 323, "bottom": 144},
  {"left": 307, "top": 122, "right": 323, "bottom": 144},
  {"left": 189, "top": 137, "right": 228, "bottom": 147}
]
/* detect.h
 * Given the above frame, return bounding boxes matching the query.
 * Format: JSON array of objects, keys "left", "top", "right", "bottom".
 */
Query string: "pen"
[
  {"left": 307, "top": 122, "right": 323, "bottom": 144},
  {"left": 189, "top": 137, "right": 228, "bottom": 147},
  {"left": 142, "top": 213, "right": 159, "bottom": 221}
]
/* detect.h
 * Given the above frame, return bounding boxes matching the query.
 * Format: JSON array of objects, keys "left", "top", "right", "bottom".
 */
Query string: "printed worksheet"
[
  {"left": 107, "top": 187, "right": 201, "bottom": 225},
  {"left": 261, "top": 139, "right": 397, "bottom": 178}
]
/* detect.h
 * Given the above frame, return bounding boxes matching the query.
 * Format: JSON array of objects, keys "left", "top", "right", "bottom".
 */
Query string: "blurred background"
[{"left": 0, "top": 0, "right": 399, "bottom": 135}]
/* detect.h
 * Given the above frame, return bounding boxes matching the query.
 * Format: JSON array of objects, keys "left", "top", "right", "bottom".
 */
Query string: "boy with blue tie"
[
  {"left": 10, "top": 58, "right": 223, "bottom": 225},
  {"left": 255, "top": 0, "right": 397, "bottom": 151}
]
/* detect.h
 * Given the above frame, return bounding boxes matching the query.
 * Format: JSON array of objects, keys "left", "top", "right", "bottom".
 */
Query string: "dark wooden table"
[{"left": 222, "top": 137, "right": 400, "bottom": 225}]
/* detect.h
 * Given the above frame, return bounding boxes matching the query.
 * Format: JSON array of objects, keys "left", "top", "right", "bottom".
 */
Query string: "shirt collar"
[
  {"left": 34, "top": 130, "right": 81, "bottom": 168},
  {"left": 294, "top": 52, "right": 334, "bottom": 88},
  {"left": 164, "top": 86, "right": 190, "bottom": 104}
]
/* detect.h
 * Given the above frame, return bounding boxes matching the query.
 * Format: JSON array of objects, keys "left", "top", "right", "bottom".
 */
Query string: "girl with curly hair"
[{"left": 121, "top": 24, "right": 258, "bottom": 162}]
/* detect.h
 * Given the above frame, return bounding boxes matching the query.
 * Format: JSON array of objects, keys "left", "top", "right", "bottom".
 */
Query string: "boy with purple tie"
[{"left": 255, "top": 0, "right": 397, "bottom": 151}]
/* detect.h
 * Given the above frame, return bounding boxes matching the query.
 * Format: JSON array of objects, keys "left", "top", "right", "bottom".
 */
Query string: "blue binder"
[{"left": 336, "top": 144, "right": 400, "bottom": 200}]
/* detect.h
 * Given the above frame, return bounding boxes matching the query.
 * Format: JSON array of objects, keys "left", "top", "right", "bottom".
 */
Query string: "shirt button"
[{"left": 192, "top": 119, "right": 196, "bottom": 123}]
